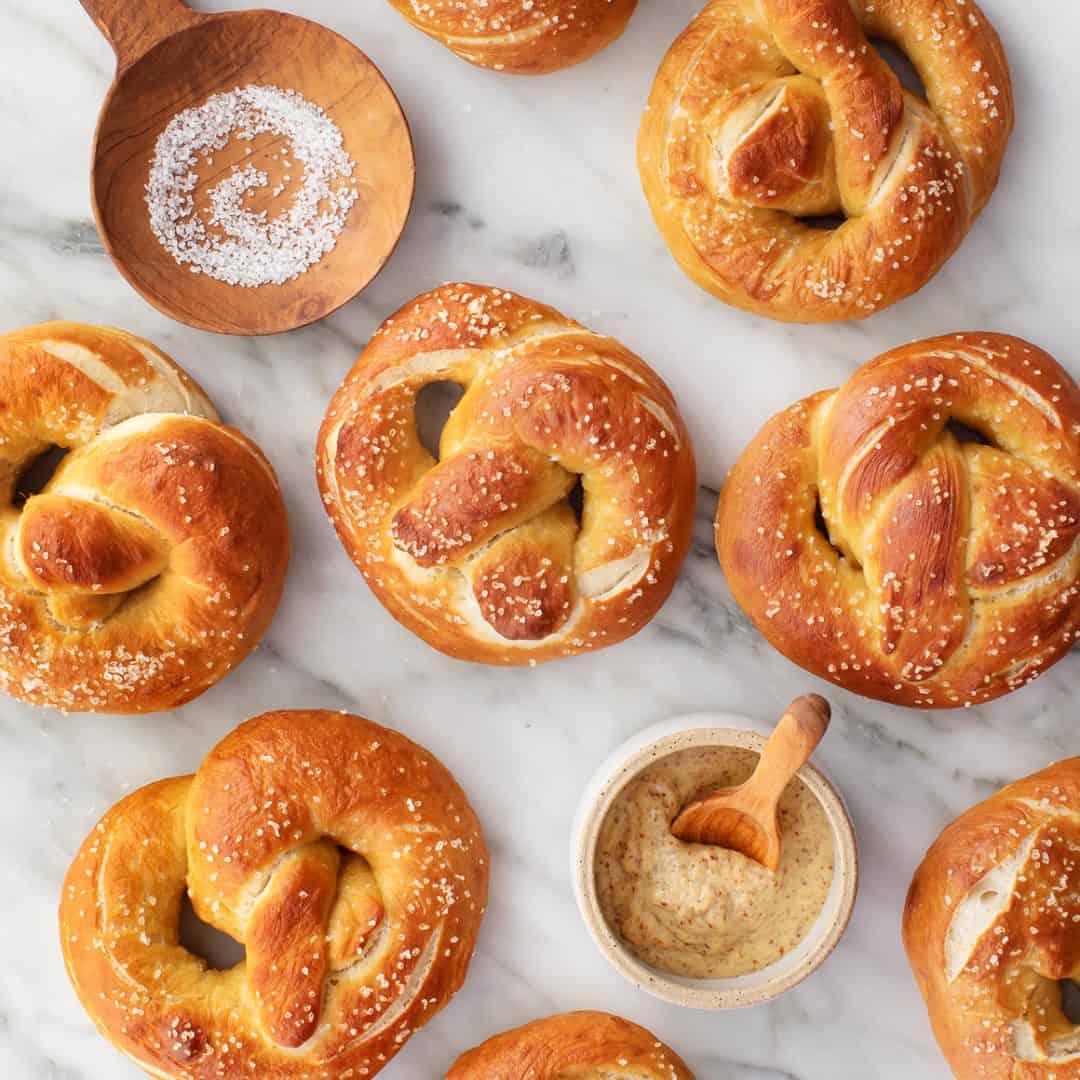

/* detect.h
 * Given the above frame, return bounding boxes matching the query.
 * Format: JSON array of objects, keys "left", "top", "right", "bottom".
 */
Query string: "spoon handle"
[
  {"left": 79, "top": 0, "right": 201, "bottom": 70},
  {"left": 747, "top": 694, "right": 831, "bottom": 804}
]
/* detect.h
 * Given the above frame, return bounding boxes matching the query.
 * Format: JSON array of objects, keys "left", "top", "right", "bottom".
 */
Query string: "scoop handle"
[
  {"left": 79, "top": 0, "right": 202, "bottom": 70},
  {"left": 746, "top": 694, "right": 831, "bottom": 804}
]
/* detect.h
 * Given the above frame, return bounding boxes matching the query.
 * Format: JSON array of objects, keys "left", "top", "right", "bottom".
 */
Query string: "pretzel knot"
[
  {"left": 718, "top": 334, "right": 1080, "bottom": 708},
  {"left": 639, "top": 0, "right": 1014, "bottom": 322},
  {"left": 905, "top": 759, "right": 1080, "bottom": 1076},
  {"left": 60, "top": 710, "right": 489, "bottom": 1078},
  {"left": 0, "top": 324, "right": 289, "bottom": 713},
  {"left": 318, "top": 285, "right": 697, "bottom": 665}
]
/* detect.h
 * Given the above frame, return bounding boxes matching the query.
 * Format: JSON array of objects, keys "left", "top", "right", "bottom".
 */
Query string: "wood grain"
[
  {"left": 670, "top": 694, "right": 831, "bottom": 871},
  {"left": 80, "top": 0, "right": 201, "bottom": 68},
  {"left": 81, "top": 0, "right": 415, "bottom": 335}
]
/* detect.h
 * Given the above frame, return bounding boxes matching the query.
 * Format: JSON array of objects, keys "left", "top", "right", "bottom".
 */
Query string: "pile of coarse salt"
[{"left": 146, "top": 84, "right": 359, "bottom": 288}]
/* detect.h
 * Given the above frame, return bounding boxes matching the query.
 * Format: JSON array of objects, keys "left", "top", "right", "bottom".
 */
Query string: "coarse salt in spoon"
[
  {"left": 670, "top": 694, "right": 832, "bottom": 871},
  {"left": 79, "top": 0, "right": 414, "bottom": 335}
]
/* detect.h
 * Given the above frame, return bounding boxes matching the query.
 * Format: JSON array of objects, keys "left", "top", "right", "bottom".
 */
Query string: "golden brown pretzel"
[
  {"left": 638, "top": 0, "right": 1013, "bottom": 323},
  {"left": 317, "top": 284, "right": 697, "bottom": 665},
  {"left": 60, "top": 709, "right": 489, "bottom": 1079},
  {"left": 446, "top": 1011, "right": 695, "bottom": 1078},
  {"left": 0, "top": 323, "right": 288, "bottom": 713},
  {"left": 717, "top": 333, "right": 1080, "bottom": 708},
  {"left": 385, "top": 0, "right": 636, "bottom": 74},
  {"left": 905, "top": 758, "right": 1080, "bottom": 1078}
]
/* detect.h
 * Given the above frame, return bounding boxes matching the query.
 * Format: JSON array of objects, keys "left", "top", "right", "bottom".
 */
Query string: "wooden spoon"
[
  {"left": 80, "top": 0, "right": 415, "bottom": 335},
  {"left": 670, "top": 694, "right": 831, "bottom": 872}
]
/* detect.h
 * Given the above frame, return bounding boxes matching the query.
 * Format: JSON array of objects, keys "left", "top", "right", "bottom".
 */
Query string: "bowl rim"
[{"left": 571, "top": 711, "right": 859, "bottom": 1009}]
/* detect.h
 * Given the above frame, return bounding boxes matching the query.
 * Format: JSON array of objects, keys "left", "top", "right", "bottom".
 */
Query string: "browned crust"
[
  {"left": 445, "top": 1011, "right": 695, "bottom": 1078},
  {"left": 59, "top": 709, "right": 489, "bottom": 1079},
  {"left": 0, "top": 323, "right": 289, "bottom": 713},
  {"left": 716, "top": 333, "right": 1080, "bottom": 708},
  {"left": 904, "top": 759, "right": 1080, "bottom": 1078},
  {"left": 317, "top": 284, "right": 697, "bottom": 665},
  {"left": 385, "top": 0, "right": 636, "bottom": 74},
  {"left": 637, "top": 0, "right": 1014, "bottom": 323},
  {"left": 19, "top": 493, "right": 170, "bottom": 593}
]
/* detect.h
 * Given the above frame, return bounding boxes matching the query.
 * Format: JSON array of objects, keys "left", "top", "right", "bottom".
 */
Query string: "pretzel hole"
[
  {"left": 946, "top": 418, "right": 996, "bottom": 449},
  {"left": 415, "top": 380, "right": 465, "bottom": 460},
  {"left": 567, "top": 475, "right": 585, "bottom": 525},
  {"left": 872, "top": 39, "right": 927, "bottom": 99},
  {"left": 14, "top": 445, "right": 69, "bottom": 507},
  {"left": 813, "top": 492, "right": 849, "bottom": 563},
  {"left": 802, "top": 213, "right": 846, "bottom": 232},
  {"left": 179, "top": 892, "right": 245, "bottom": 971},
  {"left": 1061, "top": 980, "right": 1080, "bottom": 1024}
]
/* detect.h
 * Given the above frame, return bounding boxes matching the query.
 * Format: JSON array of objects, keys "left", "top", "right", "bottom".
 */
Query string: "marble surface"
[{"left": 1, "top": 1, "right": 1079, "bottom": 1077}]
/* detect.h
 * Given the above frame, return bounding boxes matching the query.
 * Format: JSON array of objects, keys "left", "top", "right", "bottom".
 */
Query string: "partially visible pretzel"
[
  {"left": 317, "top": 285, "right": 697, "bottom": 665},
  {"left": 905, "top": 758, "right": 1080, "bottom": 1078},
  {"left": 60, "top": 709, "right": 489, "bottom": 1078},
  {"left": 0, "top": 323, "right": 289, "bottom": 713},
  {"left": 446, "top": 1011, "right": 695, "bottom": 1078},
  {"left": 717, "top": 333, "right": 1080, "bottom": 708},
  {"left": 638, "top": 0, "right": 1013, "bottom": 322},
  {"left": 385, "top": 0, "right": 636, "bottom": 74}
]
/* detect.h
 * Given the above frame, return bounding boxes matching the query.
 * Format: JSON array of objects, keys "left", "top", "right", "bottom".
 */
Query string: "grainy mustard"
[{"left": 595, "top": 745, "right": 835, "bottom": 979}]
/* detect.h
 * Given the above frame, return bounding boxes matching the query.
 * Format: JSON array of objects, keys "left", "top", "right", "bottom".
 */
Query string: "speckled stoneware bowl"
[{"left": 571, "top": 711, "right": 859, "bottom": 1009}]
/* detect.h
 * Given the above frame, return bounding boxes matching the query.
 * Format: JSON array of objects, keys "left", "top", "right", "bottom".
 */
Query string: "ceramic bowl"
[{"left": 571, "top": 711, "right": 859, "bottom": 1009}]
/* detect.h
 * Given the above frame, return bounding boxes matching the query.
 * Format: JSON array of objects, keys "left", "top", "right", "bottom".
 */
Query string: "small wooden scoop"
[
  {"left": 670, "top": 694, "right": 831, "bottom": 872},
  {"left": 79, "top": 0, "right": 414, "bottom": 334}
]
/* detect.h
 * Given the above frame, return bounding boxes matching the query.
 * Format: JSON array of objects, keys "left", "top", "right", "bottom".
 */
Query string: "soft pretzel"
[
  {"left": 446, "top": 1011, "right": 695, "bottom": 1078},
  {"left": 60, "top": 709, "right": 489, "bottom": 1078},
  {"left": 317, "top": 284, "right": 696, "bottom": 665},
  {"left": 385, "top": 0, "right": 636, "bottom": 74},
  {"left": 905, "top": 758, "right": 1080, "bottom": 1078},
  {"left": 0, "top": 323, "right": 289, "bottom": 713},
  {"left": 638, "top": 0, "right": 1013, "bottom": 323},
  {"left": 716, "top": 333, "right": 1080, "bottom": 708}
]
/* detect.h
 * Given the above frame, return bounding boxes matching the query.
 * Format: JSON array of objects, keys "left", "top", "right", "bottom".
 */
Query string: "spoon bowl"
[
  {"left": 82, "top": 0, "right": 415, "bottom": 335},
  {"left": 671, "top": 693, "right": 832, "bottom": 869}
]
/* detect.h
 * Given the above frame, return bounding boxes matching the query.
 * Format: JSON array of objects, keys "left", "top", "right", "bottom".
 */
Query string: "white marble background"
[{"left": 0, "top": 1, "right": 1078, "bottom": 1077}]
